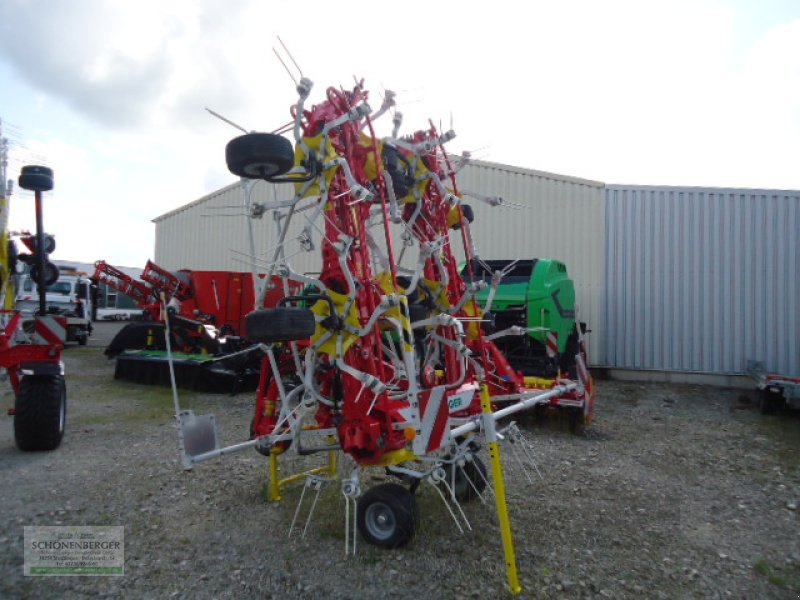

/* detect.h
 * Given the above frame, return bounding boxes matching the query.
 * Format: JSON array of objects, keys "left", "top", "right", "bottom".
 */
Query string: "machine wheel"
[
  {"left": 559, "top": 329, "right": 580, "bottom": 377},
  {"left": 18, "top": 165, "right": 54, "bottom": 192},
  {"left": 7, "top": 239, "right": 18, "bottom": 275},
  {"left": 78, "top": 333, "right": 88, "bottom": 346},
  {"left": 758, "top": 389, "right": 782, "bottom": 415},
  {"left": 30, "top": 235, "right": 56, "bottom": 255},
  {"left": 226, "top": 133, "right": 295, "bottom": 179},
  {"left": 568, "top": 407, "right": 586, "bottom": 435},
  {"left": 14, "top": 375, "right": 66, "bottom": 451},
  {"left": 444, "top": 456, "right": 488, "bottom": 502},
  {"left": 357, "top": 483, "right": 418, "bottom": 548},
  {"left": 407, "top": 303, "right": 428, "bottom": 323},
  {"left": 246, "top": 307, "right": 316, "bottom": 343},
  {"left": 30, "top": 260, "right": 60, "bottom": 287}
]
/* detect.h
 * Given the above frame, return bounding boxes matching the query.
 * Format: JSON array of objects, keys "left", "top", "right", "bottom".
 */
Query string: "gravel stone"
[{"left": 1, "top": 322, "right": 799, "bottom": 598}]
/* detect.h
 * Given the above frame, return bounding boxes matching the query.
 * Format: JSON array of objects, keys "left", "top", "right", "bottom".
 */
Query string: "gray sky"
[{"left": 1, "top": 0, "right": 798, "bottom": 267}]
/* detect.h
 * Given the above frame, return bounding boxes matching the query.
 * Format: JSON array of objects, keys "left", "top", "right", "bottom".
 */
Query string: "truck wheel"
[
  {"left": 78, "top": 334, "right": 88, "bottom": 346},
  {"left": 246, "top": 307, "right": 316, "bottom": 343},
  {"left": 14, "top": 375, "right": 66, "bottom": 451},
  {"left": 357, "top": 483, "right": 418, "bottom": 548},
  {"left": 226, "top": 133, "right": 295, "bottom": 179}
]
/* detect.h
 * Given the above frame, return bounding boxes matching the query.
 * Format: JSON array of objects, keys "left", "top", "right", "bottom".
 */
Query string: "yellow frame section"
[{"left": 268, "top": 446, "right": 338, "bottom": 502}]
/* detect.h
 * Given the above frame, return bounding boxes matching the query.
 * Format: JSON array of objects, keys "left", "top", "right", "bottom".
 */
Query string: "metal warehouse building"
[{"left": 153, "top": 160, "right": 799, "bottom": 383}]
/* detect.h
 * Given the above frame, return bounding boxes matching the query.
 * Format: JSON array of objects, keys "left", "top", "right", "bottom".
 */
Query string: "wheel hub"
[{"left": 365, "top": 502, "right": 396, "bottom": 540}]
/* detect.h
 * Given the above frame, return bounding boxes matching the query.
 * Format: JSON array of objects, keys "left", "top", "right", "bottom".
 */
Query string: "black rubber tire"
[
  {"left": 18, "top": 165, "right": 54, "bottom": 192},
  {"left": 30, "top": 235, "right": 56, "bottom": 255},
  {"left": 559, "top": 329, "right": 580, "bottom": 376},
  {"left": 14, "top": 375, "right": 66, "bottom": 451},
  {"left": 450, "top": 204, "right": 474, "bottom": 230},
  {"left": 78, "top": 333, "right": 88, "bottom": 346},
  {"left": 357, "top": 483, "right": 418, "bottom": 548},
  {"left": 444, "top": 456, "right": 488, "bottom": 503},
  {"left": 226, "top": 133, "right": 295, "bottom": 179},
  {"left": 7, "top": 240, "right": 18, "bottom": 276},
  {"left": 30, "top": 260, "right": 60, "bottom": 287},
  {"left": 568, "top": 407, "right": 586, "bottom": 435},
  {"left": 408, "top": 303, "right": 428, "bottom": 323},
  {"left": 759, "top": 389, "right": 782, "bottom": 415},
  {"left": 245, "top": 307, "right": 316, "bottom": 343}
]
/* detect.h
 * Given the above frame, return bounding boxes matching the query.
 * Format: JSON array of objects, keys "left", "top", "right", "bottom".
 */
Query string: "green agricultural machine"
[{"left": 462, "top": 258, "right": 584, "bottom": 379}]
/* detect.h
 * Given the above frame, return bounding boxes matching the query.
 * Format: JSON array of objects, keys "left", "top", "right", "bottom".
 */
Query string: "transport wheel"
[
  {"left": 14, "top": 375, "right": 66, "bottom": 451},
  {"left": 18, "top": 165, "right": 54, "bottom": 192},
  {"left": 32, "top": 235, "right": 56, "bottom": 255},
  {"left": 407, "top": 303, "right": 428, "bottom": 323},
  {"left": 245, "top": 307, "right": 316, "bottom": 343},
  {"left": 559, "top": 329, "right": 580, "bottom": 377},
  {"left": 226, "top": 133, "right": 295, "bottom": 179},
  {"left": 568, "top": 406, "right": 586, "bottom": 435},
  {"left": 30, "top": 260, "right": 60, "bottom": 287},
  {"left": 758, "top": 389, "right": 782, "bottom": 415},
  {"left": 7, "top": 239, "right": 18, "bottom": 275},
  {"left": 444, "top": 456, "right": 488, "bottom": 502},
  {"left": 357, "top": 483, "right": 418, "bottom": 548}
]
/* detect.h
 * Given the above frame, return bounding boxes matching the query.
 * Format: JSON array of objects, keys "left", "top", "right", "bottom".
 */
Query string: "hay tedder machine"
[
  {"left": 169, "top": 72, "right": 594, "bottom": 593},
  {"left": 1, "top": 162, "right": 68, "bottom": 452}
]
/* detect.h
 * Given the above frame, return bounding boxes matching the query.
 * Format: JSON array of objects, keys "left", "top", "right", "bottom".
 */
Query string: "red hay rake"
[{"left": 174, "top": 73, "right": 593, "bottom": 594}]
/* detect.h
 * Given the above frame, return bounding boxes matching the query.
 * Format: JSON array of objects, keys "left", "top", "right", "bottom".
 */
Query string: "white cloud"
[{"left": 2, "top": 0, "right": 799, "bottom": 267}]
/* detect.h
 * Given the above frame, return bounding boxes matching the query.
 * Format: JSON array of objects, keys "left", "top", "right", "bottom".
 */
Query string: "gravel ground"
[{"left": 1, "top": 321, "right": 799, "bottom": 599}]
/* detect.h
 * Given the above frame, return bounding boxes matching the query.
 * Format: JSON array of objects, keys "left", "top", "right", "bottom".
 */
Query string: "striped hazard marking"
[
  {"left": 546, "top": 331, "right": 558, "bottom": 358},
  {"left": 413, "top": 386, "right": 450, "bottom": 455},
  {"left": 33, "top": 316, "right": 67, "bottom": 346}
]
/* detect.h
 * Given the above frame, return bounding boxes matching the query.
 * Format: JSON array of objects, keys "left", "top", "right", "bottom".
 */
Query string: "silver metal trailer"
[{"left": 746, "top": 360, "right": 800, "bottom": 414}]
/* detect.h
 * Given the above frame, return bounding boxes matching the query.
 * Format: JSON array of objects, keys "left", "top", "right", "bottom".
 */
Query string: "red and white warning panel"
[
  {"left": 32, "top": 316, "right": 67, "bottom": 346},
  {"left": 546, "top": 331, "right": 558, "bottom": 358}
]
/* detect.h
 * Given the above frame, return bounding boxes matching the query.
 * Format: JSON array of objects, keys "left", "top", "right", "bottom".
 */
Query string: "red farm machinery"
[
  {"left": 2, "top": 163, "right": 68, "bottom": 451},
  {"left": 163, "top": 70, "right": 595, "bottom": 595},
  {"left": 94, "top": 259, "right": 298, "bottom": 392}
]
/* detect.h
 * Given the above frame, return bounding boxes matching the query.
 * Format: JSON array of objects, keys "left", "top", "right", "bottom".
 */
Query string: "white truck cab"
[{"left": 16, "top": 270, "right": 95, "bottom": 344}]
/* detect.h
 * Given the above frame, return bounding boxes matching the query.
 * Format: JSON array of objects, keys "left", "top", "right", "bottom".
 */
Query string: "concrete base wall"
[{"left": 593, "top": 368, "right": 753, "bottom": 390}]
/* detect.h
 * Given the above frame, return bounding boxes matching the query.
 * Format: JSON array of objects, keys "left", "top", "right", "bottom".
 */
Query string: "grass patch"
[
  {"left": 753, "top": 559, "right": 800, "bottom": 591},
  {"left": 71, "top": 382, "right": 196, "bottom": 425},
  {"left": 757, "top": 415, "right": 800, "bottom": 473}
]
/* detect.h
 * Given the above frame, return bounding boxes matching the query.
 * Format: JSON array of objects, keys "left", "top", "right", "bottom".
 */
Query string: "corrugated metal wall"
[
  {"left": 604, "top": 185, "right": 800, "bottom": 375},
  {"left": 454, "top": 161, "right": 605, "bottom": 361},
  {"left": 154, "top": 160, "right": 607, "bottom": 360},
  {"left": 154, "top": 180, "right": 322, "bottom": 275}
]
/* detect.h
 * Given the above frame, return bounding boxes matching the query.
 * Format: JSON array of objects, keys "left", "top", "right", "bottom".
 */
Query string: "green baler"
[{"left": 463, "top": 258, "right": 581, "bottom": 377}]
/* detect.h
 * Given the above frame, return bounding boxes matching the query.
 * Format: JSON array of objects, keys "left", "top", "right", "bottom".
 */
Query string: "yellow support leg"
[
  {"left": 269, "top": 449, "right": 282, "bottom": 502},
  {"left": 326, "top": 443, "right": 338, "bottom": 477},
  {"left": 268, "top": 442, "right": 339, "bottom": 502},
  {"left": 480, "top": 384, "right": 522, "bottom": 595}
]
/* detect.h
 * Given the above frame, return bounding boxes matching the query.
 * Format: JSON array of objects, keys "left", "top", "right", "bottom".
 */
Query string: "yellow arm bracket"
[{"left": 480, "top": 384, "right": 522, "bottom": 595}]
